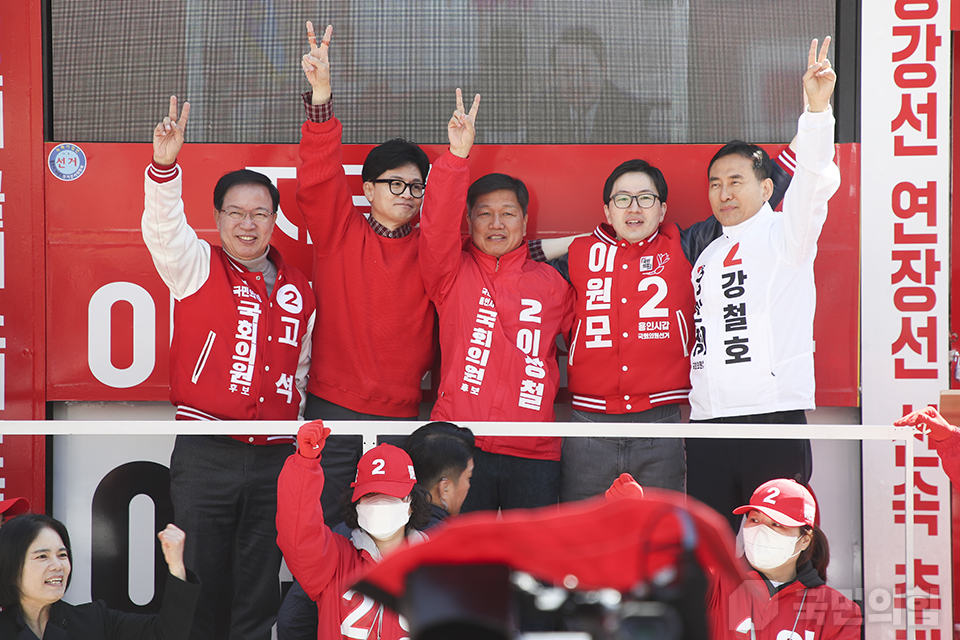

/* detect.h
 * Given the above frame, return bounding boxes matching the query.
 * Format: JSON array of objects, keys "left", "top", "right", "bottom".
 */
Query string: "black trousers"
[{"left": 685, "top": 410, "right": 812, "bottom": 532}]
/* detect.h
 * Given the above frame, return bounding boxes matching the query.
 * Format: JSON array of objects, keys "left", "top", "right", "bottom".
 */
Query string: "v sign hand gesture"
[
  {"left": 302, "top": 22, "right": 333, "bottom": 105},
  {"left": 448, "top": 88, "right": 481, "bottom": 159},
  {"left": 803, "top": 37, "right": 836, "bottom": 113},
  {"left": 153, "top": 96, "right": 190, "bottom": 166}
]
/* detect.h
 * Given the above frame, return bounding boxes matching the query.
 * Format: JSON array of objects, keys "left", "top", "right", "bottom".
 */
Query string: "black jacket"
[{"left": 0, "top": 571, "right": 199, "bottom": 640}]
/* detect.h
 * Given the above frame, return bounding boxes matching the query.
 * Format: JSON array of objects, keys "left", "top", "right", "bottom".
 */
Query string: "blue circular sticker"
[{"left": 48, "top": 143, "right": 87, "bottom": 181}]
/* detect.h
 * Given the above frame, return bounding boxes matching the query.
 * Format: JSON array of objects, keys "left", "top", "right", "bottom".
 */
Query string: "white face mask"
[
  {"left": 742, "top": 524, "right": 802, "bottom": 570},
  {"left": 356, "top": 494, "right": 411, "bottom": 539}
]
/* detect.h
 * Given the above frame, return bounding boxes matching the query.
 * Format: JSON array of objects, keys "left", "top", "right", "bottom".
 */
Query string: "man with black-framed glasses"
[{"left": 142, "top": 96, "right": 316, "bottom": 640}]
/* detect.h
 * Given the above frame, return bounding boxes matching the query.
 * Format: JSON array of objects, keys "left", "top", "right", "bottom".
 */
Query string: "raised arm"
[
  {"left": 419, "top": 89, "right": 480, "bottom": 302},
  {"left": 142, "top": 96, "right": 212, "bottom": 300},
  {"left": 276, "top": 421, "right": 350, "bottom": 599},
  {"left": 778, "top": 37, "right": 840, "bottom": 265},
  {"left": 296, "top": 23, "right": 361, "bottom": 256},
  {"left": 157, "top": 524, "right": 188, "bottom": 581}
]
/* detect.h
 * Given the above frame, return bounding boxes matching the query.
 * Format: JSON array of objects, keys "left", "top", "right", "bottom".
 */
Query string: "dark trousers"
[
  {"left": 560, "top": 403, "right": 686, "bottom": 502},
  {"left": 303, "top": 394, "right": 410, "bottom": 525},
  {"left": 686, "top": 410, "right": 812, "bottom": 532},
  {"left": 460, "top": 448, "right": 560, "bottom": 513},
  {"left": 169, "top": 435, "right": 292, "bottom": 640}
]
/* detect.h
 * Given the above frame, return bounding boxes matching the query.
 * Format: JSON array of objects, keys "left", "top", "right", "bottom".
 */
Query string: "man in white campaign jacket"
[
  {"left": 686, "top": 38, "right": 841, "bottom": 531},
  {"left": 142, "top": 96, "right": 315, "bottom": 640}
]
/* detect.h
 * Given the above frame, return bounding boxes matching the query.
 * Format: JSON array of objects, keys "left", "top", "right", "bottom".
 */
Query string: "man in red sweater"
[{"left": 297, "top": 24, "right": 575, "bottom": 522}]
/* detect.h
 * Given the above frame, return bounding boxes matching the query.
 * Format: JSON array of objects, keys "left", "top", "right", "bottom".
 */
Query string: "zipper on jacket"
[{"left": 191, "top": 331, "right": 216, "bottom": 384}]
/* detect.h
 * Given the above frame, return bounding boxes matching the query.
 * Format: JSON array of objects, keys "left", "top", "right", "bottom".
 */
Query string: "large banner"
[
  {"left": 43, "top": 141, "right": 861, "bottom": 407},
  {"left": 861, "top": 1, "right": 953, "bottom": 639}
]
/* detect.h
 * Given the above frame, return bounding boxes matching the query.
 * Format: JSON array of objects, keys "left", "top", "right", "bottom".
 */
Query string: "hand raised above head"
[
  {"left": 802, "top": 36, "right": 836, "bottom": 113},
  {"left": 152, "top": 95, "right": 190, "bottom": 166},
  {"left": 302, "top": 21, "right": 333, "bottom": 105},
  {"left": 448, "top": 87, "right": 481, "bottom": 159}
]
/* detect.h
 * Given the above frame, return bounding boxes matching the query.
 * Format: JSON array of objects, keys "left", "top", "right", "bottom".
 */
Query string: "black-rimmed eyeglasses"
[
  {"left": 373, "top": 179, "right": 425, "bottom": 198},
  {"left": 610, "top": 194, "right": 660, "bottom": 209}
]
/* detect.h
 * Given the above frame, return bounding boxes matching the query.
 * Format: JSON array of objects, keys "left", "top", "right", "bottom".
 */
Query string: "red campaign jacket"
[
  {"left": 297, "top": 118, "right": 437, "bottom": 418},
  {"left": 936, "top": 432, "right": 960, "bottom": 487},
  {"left": 276, "top": 453, "right": 415, "bottom": 640},
  {"left": 708, "top": 562, "right": 862, "bottom": 640},
  {"left": 170, "top": 245, "right": 315, "bottom": 436},
  {"left": 419, "top": 152, "right": 576, "bottom": 461},
  {"left": 566, "top": 223, "right": 694, "bottom": 414}
]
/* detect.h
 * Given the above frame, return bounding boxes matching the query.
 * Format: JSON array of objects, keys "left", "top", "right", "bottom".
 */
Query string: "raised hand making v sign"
[
  {"left": 301, "top": 21, "right": 332, "bottom": 106},
  {"left": 448, "top": 87, "right": 481, "bottom": 159},
  {"left": 803, "top": 36, "right": 836, "bottom": 113}
]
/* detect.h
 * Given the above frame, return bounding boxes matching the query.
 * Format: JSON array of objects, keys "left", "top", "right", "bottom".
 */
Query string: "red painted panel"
[
  {"left": 0, "top": 435, "right": 46, "bottom": 516},
  {"left": 45, "top": 140, "right": 860, "bottom": 406},
  {"left": 0, "top": 0, "right": 46, "bottom": 418}
]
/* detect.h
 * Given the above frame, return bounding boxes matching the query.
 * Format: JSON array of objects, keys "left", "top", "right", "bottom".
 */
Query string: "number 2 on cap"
[
  {"left": 371, "top": 459, "right": 386, "bottom": 475},
  {"left": 763, "top": 487, "right": 780, "bottom": 504}
]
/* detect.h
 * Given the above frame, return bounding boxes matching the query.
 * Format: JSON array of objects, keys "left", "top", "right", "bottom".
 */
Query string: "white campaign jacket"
[{"left": 689, "top": 108, "right": 841, "bottom": 420}]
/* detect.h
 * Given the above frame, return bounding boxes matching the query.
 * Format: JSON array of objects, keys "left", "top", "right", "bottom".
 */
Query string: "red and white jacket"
[
  {"left": 277, "top": 453, "right": 424, "bottom": 640},
  {"left": 709, "top": 562, "right": 862, "bottom": 640},
  {"left": 566, "top": 223, "right": 693, "bottom": 414},
  {"left": 419, "top": 152, "right": 576, "bottom": 461},
  {"left": 142, "top": 165, "right": 315, "bottom": 444}
]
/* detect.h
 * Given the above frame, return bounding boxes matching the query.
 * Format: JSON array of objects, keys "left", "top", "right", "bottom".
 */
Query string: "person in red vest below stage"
[
  {"left": 276, "top": 421, "right": 432, "bottom": 640},
  {"left": 296, "top": 23, "right": 577, "bottom": 525},
  {"left": 713, "top": 478, "right": 861, "bottom": 640},
  {"left": 418, "top": 89, "right": 576, "bottom": 513},
  {"left": 143, "top": 96, "right": 315, "bottom": 640},
  {"left": 895, "top": 406, "right": 960, "bottom": 486}
]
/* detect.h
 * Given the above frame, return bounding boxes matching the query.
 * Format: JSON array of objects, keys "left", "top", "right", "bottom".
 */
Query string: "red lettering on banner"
[
  {"left": 891, "top": 178, "right": 940, "bottom": 380},
  {"left": 893, "top": 24, "right": 942, "bottom": 61},
  {"left": 722, "top": 242, "right": 742, "bottom": 267},
  {"left": 895, "top": 560, "right": 942, "bottom": 623},
  {"left": 892, "top": 433, "right": 942, "bottom": 533},
  {"left": 895, "top": 0, "right": 938, "bottom": 20}
]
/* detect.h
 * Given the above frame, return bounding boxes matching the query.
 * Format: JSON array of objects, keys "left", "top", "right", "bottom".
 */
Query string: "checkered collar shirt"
[{"left": 302, "top": 92, "right": 413, "bottom": 239}]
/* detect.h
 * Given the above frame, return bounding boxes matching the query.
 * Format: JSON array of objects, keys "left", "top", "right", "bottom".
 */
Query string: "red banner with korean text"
[{"left": 43, "top": 141, "right": 860, "bottom": 407}]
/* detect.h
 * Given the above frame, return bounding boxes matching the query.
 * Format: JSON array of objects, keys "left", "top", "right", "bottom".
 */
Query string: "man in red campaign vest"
[{"left": 143, "top": 96, "right": 315, "bottom": 640}]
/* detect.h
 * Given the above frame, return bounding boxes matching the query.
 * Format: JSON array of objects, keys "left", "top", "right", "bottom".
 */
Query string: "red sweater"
[
  {"left": 419, "top": 152, "right": 576, "bottom": 461},
  {"left": 297, "top": 119, "right": 436, "bottom": 417}
]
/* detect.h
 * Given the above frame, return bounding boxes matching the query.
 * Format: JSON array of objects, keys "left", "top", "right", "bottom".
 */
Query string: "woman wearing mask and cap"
[
  {"left": 276, "top": 421, "right": 432, "bottom": 640},
  {"left": 709, "top": 478, "right": 861, "bottom": 640}
]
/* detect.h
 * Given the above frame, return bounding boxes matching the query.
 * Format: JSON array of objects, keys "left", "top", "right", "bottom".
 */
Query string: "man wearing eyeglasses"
[
  {"left": 555, "top": 146, "right": 798, "bottom": 503},
  {"left": 295, "top": 23, "right": 578, "bottom": 524},
  {"left": 142, "top": 96, "right": 315, "bottom": 640}
]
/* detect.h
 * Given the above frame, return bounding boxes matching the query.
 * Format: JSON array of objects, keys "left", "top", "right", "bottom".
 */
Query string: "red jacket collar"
[{"left": 467, "top": 238, "right": 530, "bottom": 274}]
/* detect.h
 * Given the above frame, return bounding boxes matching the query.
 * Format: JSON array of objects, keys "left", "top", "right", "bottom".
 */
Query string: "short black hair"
[
  {"left": 602, "top": 159, "right": 668, "bottom": 204},
  {"left": 467, "top": 173, "right": 530, "bottom": 216},
  {"left": 0, "top": 514, "right": 73, "bottom": 610},
  {"left": 405, "top": 422, "right": 475, "bottom": 490},
  {"left": 708, "top": 141, "right": 772, "bottom": 183},
  {"left": 362, "top": 138, "right": 430, "bottom": 184},
  {"left": 213, "top": 170, "right": 281, "bottom": 212}
]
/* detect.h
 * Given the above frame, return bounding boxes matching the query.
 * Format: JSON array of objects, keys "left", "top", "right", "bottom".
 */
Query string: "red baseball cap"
[
  {"left": 0, "top": 497, "right": 30, "bottom": 518},
  {"left": 732, "top": 479, "right": 816, "bottom": 528},
  {"left": 351, "top": 444, "right": 417, "bottom": 501}
]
